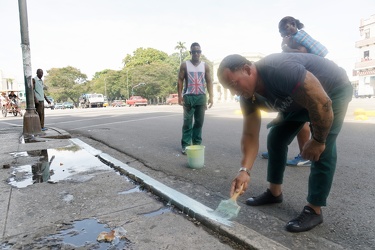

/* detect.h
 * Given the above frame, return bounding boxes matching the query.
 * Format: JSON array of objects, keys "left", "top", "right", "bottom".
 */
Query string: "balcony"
[
  {"left": 355, "top": 37, "right": 375, "bottom": 48},
  {"left": 355, "top": 59, "right": 375, "bottom": 70}
]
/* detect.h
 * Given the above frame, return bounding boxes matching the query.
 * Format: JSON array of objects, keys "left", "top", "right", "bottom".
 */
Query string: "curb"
[{"left": 71, "top": 139, "right": 289, "bottom": 250}]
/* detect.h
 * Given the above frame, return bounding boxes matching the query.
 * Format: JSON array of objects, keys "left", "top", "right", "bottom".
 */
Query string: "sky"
[{"left": 1, "top": 0, "right": 375, "bottom": 84}]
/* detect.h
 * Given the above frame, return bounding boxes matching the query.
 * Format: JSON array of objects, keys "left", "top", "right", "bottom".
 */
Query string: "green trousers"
[
  {"left": 266, "top": 84, "right": 353, "bottom": 206},
  {"left": 181, "top": 94, "right": 207, "bottom": 148}
]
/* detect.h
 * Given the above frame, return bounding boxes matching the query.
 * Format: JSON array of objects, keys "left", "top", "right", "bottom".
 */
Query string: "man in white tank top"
[{"left": 177, "top": 42, "right": 213, "bottom": 154}]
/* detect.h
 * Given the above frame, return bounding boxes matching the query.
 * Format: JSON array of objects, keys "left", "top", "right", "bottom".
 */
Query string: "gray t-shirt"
[{"left": 241, "top": 53, "right": 350, "bottom": 114}]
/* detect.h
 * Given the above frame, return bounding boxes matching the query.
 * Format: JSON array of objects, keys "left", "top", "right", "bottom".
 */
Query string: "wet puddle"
[
  {"left": 42, "top": 219, "right": 131, "bottom": 249},
  {"left": 8, "top": 144, "right": 110, "bottom": 188}
]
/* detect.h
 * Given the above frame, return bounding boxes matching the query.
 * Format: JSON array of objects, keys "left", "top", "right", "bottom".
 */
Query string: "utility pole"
[
  {"left": 127, "top": 69, "right": 129, "bottom": 99},
  {"left": 18, "top": 0, "right": 42, "bottom": 136},
  {"left": 104, "top": 77, "right": 107, "bottom": 97}
]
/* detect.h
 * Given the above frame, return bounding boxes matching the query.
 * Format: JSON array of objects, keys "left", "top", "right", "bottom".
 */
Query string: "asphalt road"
[{"left": 2, "top": 98, "right": 375, "bottom": 249}]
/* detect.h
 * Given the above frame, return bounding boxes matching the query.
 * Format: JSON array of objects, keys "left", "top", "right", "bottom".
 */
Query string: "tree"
[
  {"left": 122, "top": 47, "right": 168, "bottom": 67},
  {"left": 175, "top": 41, "right": 186, "bottom": 65},
  {"left": 44, "top": 66, "right": 87, "bottom": 106},
  {"left": 122, "top": 48, "right": 177, "bottom": 101},
  {"left": 129, "top": 61, "right": 176, "bottom": 100},
  {"left": 90, "top": 69, "right": 125, "bottom": 101}
]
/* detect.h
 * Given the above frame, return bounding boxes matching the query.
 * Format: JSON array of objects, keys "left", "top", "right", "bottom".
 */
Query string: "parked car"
[
  {"left": 126, "top": 96, "right": 148, "bottom": 107},
  {"left": 54, "top": 103, "right": 63, "bottom": 109},
  {"left": 63, "top": 102, "right": 74, "bottom": 109},
  {"left": 103, "top": 96, "right": 109, "bottom": 107},
  {"left": 166, "top": 94, "right": 178, "bottom": 105},
  {"left": 111, "top": 100, "right": 125, "bottom": 107},
  {"left": 44, "top": 96, "right": 55, "bottom": 110},
  {"left": 79, "top": 93, "right": 104, "bottom": 108}
]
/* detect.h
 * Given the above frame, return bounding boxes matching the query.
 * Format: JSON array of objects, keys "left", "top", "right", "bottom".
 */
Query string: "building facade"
[
  {"left": 354, "top": 14, "right": 375, "bottom": 97},
  {"left": 212, "top": 52, "right": 265, "bottom": 103},
  {"left": 0, "top": 69, "right": 26, "bottom": 101}
]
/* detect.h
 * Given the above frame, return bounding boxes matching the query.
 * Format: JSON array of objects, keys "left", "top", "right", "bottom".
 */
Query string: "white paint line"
[
  {"left": 70, "top": 138, "right": 232, "bottom": 226},
  {"left": 69, "top": 114, "right": 180, "bottom": 130}
]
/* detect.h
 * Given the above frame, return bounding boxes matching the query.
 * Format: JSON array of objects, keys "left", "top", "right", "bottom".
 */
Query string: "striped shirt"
[{"left": 293, "top": 30, "right": 328, "bottom": 57}]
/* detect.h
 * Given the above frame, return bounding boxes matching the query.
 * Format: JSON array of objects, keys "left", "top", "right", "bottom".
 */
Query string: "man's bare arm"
[
  {"left": 205, "top": 64, "right": 213, "bottom": 108},
  {"left": 230, "top": 109, "right": 261, "bottom": 196},
  {"left": 177, "top": 62, "right": 186, "bottom": 105},
  {"left": 292, "top": 71, "right": 333, "bottom": 143}
]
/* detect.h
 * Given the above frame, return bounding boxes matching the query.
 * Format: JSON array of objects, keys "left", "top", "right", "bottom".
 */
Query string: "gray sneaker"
[{"left": 181, "top": 148, "right": 186, "bottom": 155}]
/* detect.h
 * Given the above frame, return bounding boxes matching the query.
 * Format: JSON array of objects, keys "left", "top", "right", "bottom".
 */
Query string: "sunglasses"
[{"left": 190, "top": 50, "right": 202, "bottom": 55}]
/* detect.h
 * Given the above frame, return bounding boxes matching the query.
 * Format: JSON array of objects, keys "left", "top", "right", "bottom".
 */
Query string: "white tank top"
[{"left": 184, "top": 61, "right": 206, "bottom": 95}]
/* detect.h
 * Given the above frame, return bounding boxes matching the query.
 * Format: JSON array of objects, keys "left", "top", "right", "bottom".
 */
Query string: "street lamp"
[{"left": 131, "top": 82, "right": 146, "bottom": 96}]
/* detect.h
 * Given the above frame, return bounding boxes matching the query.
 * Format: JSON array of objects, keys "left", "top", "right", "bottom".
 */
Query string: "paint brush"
[{"left": 214, "top": 184, "right": 243, "bottom": 220}]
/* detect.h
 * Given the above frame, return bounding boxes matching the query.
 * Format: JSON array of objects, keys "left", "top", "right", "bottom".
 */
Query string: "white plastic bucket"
[{"left": 186, "top": 145, "right": 205, "bottom": 169}]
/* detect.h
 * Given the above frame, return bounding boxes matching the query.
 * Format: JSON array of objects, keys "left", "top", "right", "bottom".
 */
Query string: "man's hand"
[
  {"left": 301, "top": 139, "right": 326, "bottom": 162},
  {"left": 230, "top": 171, "right": 250, "bottom": 197},
  {"left": 281, "top": 36, "right": 291, "bottom": 50},
  {"left": 207, "top": 96, "right": 213, "bottom": 109},
  {"left": 178, "top": 96, "right": 184, "bottom": 106}
]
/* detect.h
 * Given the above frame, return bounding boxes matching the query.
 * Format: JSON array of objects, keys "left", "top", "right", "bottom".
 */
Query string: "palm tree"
[{"left": 175, "top": 41, "right": 186, "bottom": 65}]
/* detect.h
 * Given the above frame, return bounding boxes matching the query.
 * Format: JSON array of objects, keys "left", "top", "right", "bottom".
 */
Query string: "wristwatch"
[{"left": 239, "top": 167, "right": 251, "bottom": 176}]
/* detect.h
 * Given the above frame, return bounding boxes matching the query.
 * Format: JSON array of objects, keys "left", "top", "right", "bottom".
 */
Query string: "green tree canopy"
[
  {"left": 89, "top": 69, "right": 126, "bottom": 101},
  {"left": 129, "top": 61, "right": 176, "bottom": 99},
  {"left": 122, "top": 47, "right": 168, "bottom": 67},
  {"left": 44, "top": 66, "right": 87, "bottom": 105},
  {"left": 175, "top": 41, "right": 186, "bottom": 65},
  {"left": 42, "top": 43, "right": 213, "bottom": 105}
]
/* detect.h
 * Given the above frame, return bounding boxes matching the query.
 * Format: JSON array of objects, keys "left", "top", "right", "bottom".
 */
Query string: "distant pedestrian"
[
  {"left": 1, "top": 92, "right": 10, "bottom": 110},
  {"left": 32, "top": 69, "right": 50, "bottom": 131},
  {"left": 177, "top": 42, "right": 213, "bottom": 154},
  {"left": 8, "top": 91, "right": 21, "bottom": 113}
]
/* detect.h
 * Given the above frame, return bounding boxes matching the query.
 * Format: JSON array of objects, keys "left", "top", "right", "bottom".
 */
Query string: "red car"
[
  {"left": 166, "top": 94, "right": 178, "bottom": 105},
  {"left": 126, "top": 96, "right": 148, "bottom": 107}
]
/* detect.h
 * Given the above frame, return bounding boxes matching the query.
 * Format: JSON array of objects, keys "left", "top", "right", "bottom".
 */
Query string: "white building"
[
  {"left": 212, "top": 52, "right": 265, "bottom": 102},
  {"left": 354, "top": 14, "right": 375, "bottom": 97},
  {"left": 0, "top": 69, "right": 17, "bottom": 91},
  {"left": 0, "top": 69, "right": 26, "bottom": 101}
]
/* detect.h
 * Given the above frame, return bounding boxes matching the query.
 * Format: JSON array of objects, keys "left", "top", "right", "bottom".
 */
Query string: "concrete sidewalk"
[{"left": 0, "top": 126, "right": 287, "bottom": 249}]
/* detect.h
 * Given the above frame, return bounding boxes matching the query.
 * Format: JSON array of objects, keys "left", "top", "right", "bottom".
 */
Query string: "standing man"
[
  {"left": 217, "top": 53, "right": 352, "bottom": 232},
  {"left": 32, "top": 69, "right": 50, "bottom": 131},
  {"left": 178, "top": 42, "right": 213, "bottom": 154}
]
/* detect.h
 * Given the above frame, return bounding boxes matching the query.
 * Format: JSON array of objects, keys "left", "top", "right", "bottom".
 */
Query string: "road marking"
[{"left": 69, "top": 114, "right": 180, "bottom": 130}]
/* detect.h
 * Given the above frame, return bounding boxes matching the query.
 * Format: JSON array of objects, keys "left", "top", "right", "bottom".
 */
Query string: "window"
[
  {"left": 364, "top": 50, "right": 370, "bottom": 60},
  {"left": 364, "top": 29, "right": 370, "bottom": 39}
]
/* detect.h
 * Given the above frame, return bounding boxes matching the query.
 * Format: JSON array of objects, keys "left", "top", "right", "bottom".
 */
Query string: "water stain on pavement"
[
  {"left": 118, "top": 186, "right": 142, "bottom": 194},
  {"left": 40, "top": 219, "right": 131, "bottom": 249},
  {"left": 8, "top": 144, "right": 110, "bottom": 188},
  {"left": 142, "top": 207, "right": 172, "bottom": 217}
]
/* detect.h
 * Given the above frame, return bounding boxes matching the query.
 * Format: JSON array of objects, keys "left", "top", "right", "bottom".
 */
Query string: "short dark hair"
[
  {"left": 190, "top": 42, "right": 200, "bottom": 49},
  {"left": 218, "top": 54, "right": 252, "bottom": 74},
  {"left": 278, "top": 16, "right": 304, "bottom": 33}
]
